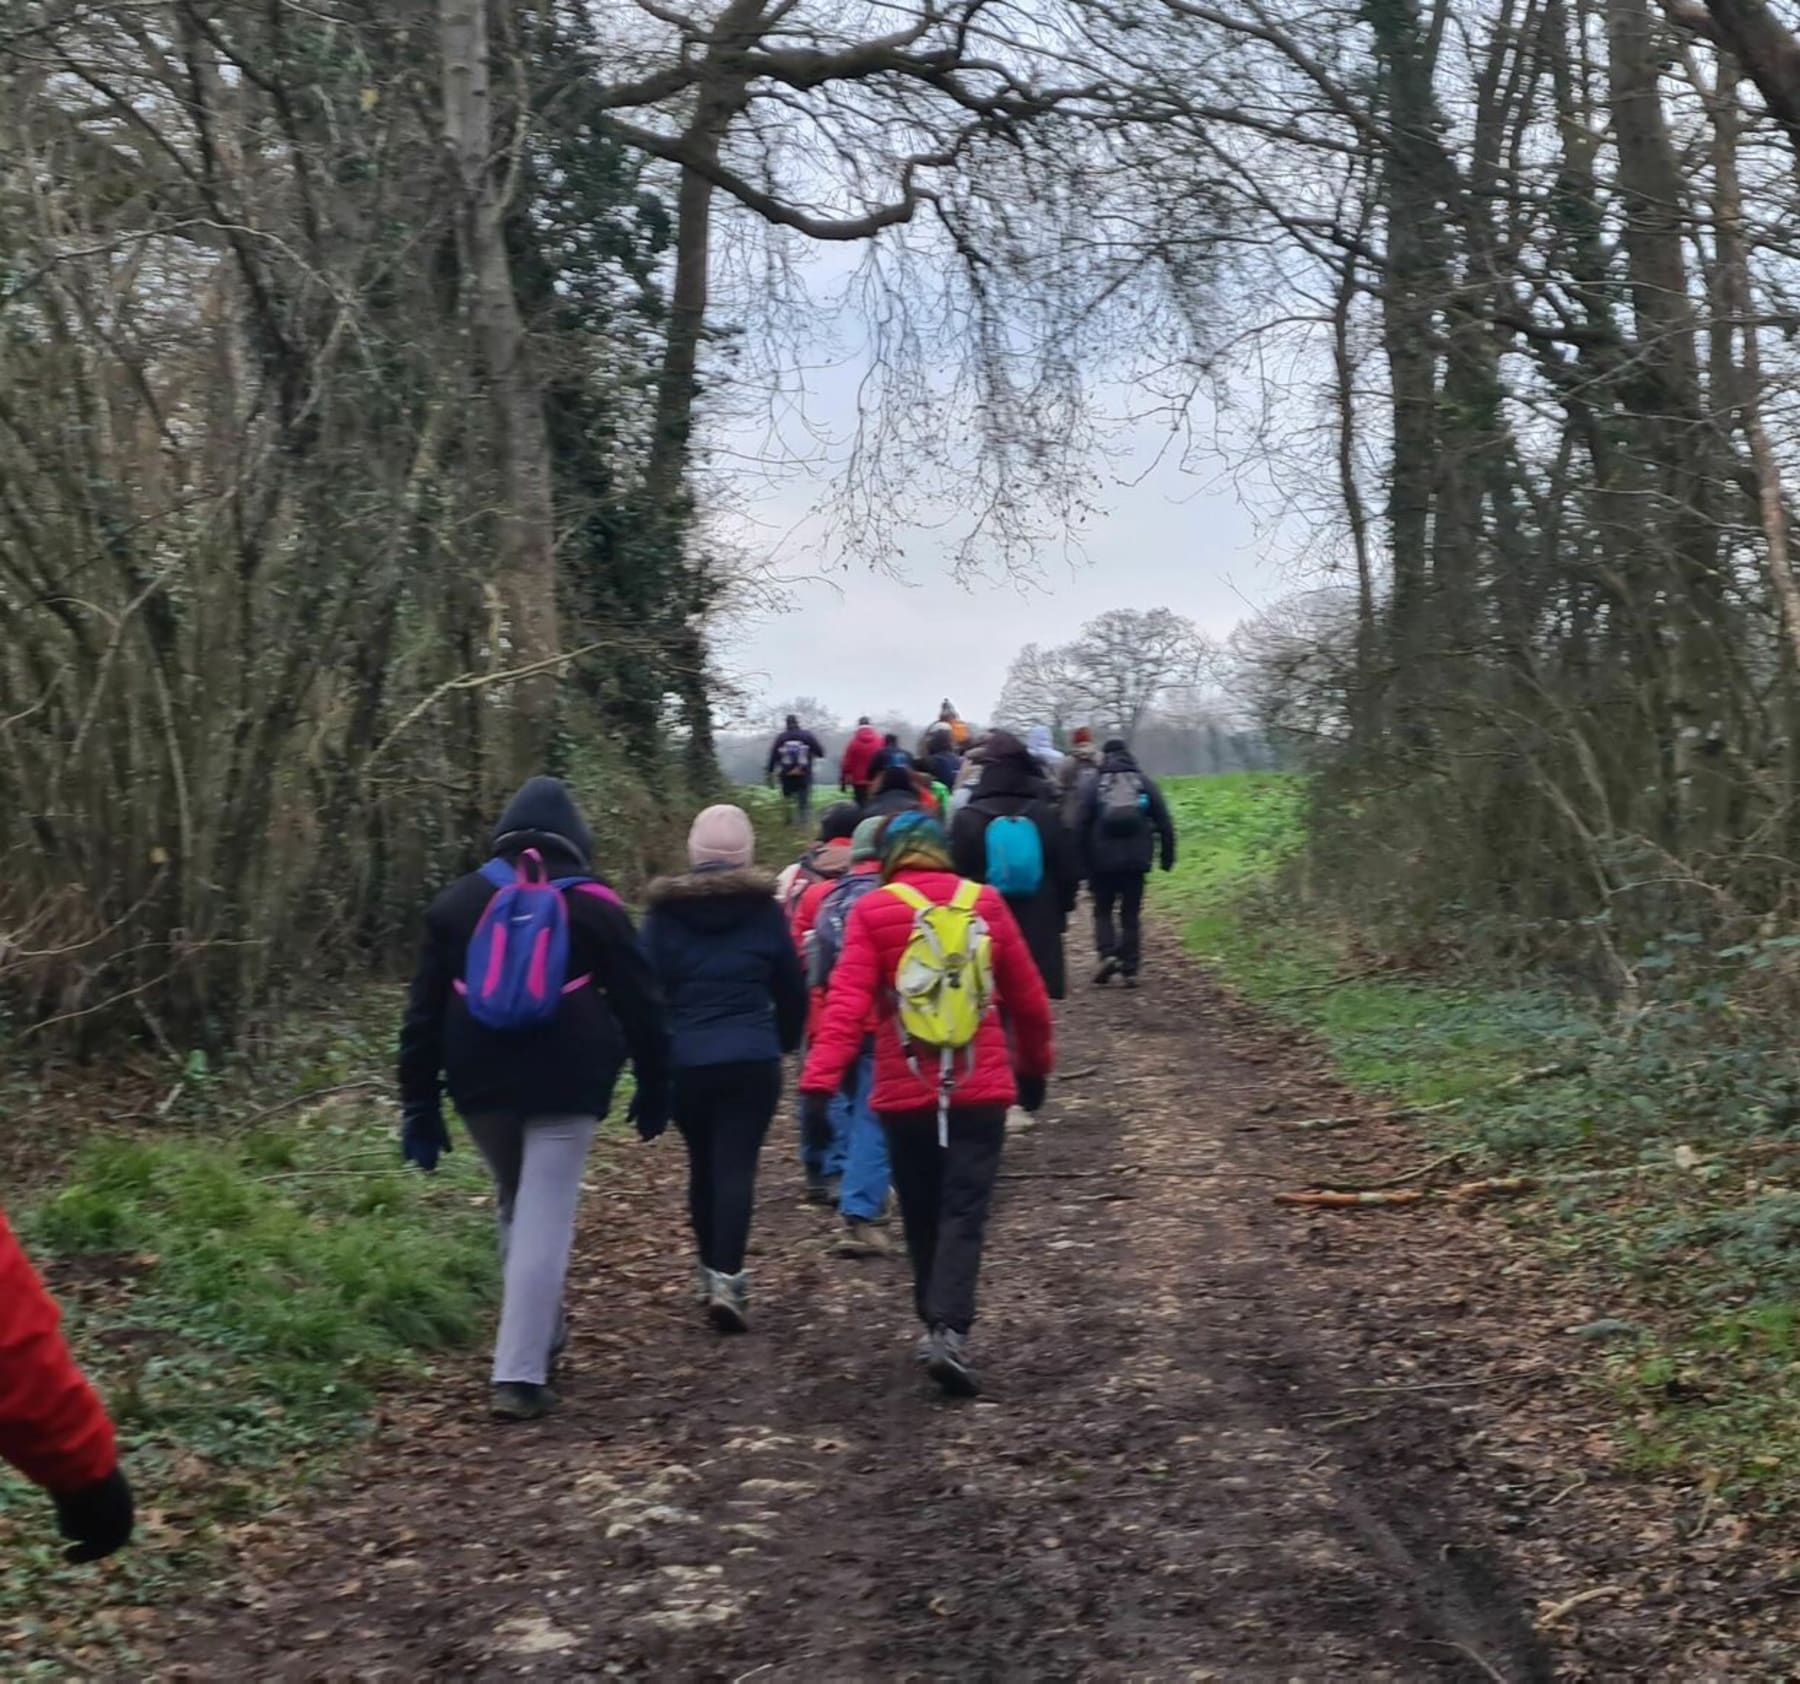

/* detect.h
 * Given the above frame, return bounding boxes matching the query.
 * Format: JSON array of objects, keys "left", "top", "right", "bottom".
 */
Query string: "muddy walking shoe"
[
  {"left": 1094, "top": 956, "right": 1121, "bottom": 987},
  {"left": 490, "top": 1382, "right": 559, "bottom": 1422},
  {"left": 706, "top": 1269, "right": 750, "bottom": 1334},
  {"left": 836, "top": 1218, "right": 893, "bottom": 1258},
  {"left": 1123, "top": 972, "right": 1140, "bottom": 991},
  {"left": 804, "top": 1172, "right": 843, "bottom": 1208},
  {"left": 925, "top": 1326, "right": 980, "bottom": 1398}
]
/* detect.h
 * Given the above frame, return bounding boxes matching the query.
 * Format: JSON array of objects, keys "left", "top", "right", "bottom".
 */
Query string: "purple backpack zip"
[{"left": 455, "top": 850, "right": 621, "bottom": 1030}]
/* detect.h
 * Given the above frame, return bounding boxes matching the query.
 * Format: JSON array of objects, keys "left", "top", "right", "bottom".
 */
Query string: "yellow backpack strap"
[
  {"left": 950, "top": 879, "right": 982, "bottom": 913},
  {"left": 883, "top": 882, "right": 931, "bottom": 914}
]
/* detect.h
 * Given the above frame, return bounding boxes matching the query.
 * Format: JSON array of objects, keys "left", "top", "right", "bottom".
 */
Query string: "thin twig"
[
  {"left": 228, "top": 1079, "right": 385, "bottom": 1133},
  {"left": 1341, "top": 1377, "right": 1489, "bottom": 1395}
]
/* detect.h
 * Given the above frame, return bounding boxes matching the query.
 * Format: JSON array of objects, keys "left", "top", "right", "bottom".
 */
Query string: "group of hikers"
[{"left": 0, "top": 705, "right": 1176, "bottom": 1565}]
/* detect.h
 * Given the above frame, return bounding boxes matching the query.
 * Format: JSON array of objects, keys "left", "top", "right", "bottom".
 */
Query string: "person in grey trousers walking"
[{"left": 398, "top": 778, "right": 671, "bottom": 1420}]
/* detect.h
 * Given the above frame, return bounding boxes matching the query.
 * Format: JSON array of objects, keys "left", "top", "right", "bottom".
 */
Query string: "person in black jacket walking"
[
  {"left": 767, "top": 715, "right": 828, "bottom": 827},
  {"left": 1078, "top": 740, "right": 1177, "bottom": 988},
  {"left": 949, "top": 731, "right": 1080, "bottom": 1000},
  {"left": 399, "top": 777, "right": 670, "bottom": 1421},
  {"left": 641, "top": 804, "right": 807, "bottom": 1333}
]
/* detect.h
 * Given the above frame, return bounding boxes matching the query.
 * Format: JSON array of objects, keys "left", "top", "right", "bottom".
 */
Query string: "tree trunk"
[{"left": 441, "top": 0, "right": 560, "bottom": 766}]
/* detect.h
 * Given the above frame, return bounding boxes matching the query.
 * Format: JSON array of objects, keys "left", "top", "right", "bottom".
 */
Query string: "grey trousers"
[{"left": 462, "top": 1111, "right": 598, "bottom": 1385}]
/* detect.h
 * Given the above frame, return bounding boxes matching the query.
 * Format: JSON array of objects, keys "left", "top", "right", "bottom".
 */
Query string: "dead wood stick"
[
  {"left": 229, "top": 1078, "right": 386, "bottom": 1133},
  {"left": 1056, "top": 1065, "right": 1103, "bottom": 1082},
  {"left": 1275, "top": 1188, "right": 1426, "bottom": 1208}
]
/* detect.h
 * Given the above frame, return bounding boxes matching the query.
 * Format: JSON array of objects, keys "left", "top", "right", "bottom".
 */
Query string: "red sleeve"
[
  {"left": 0, "top": 1214, "right": 118, "bottom": 1494},
  {"left": 983, "top": 889, "right": 1055, "bottom": 1078},
  {"left": 801, "top": 894, "right": 883, "bottom": 1095}
]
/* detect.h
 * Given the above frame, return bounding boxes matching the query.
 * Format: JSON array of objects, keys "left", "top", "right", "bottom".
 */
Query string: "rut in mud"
[{"left": 153, "top": 927, "right": 1714, "bottom": 1680}]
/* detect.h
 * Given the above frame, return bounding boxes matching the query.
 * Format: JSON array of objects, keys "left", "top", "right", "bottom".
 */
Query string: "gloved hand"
[
  {"left": 1016, "top": 1073, "right": 1048, "bottom": 1114},
  {"left": 401, "top": 1103, "right": 450, "bottom": 1173},
  {"left": 54, "top": 1467, "right": 135, "bottom": 1565},
  {"left": 1160, "top": 854, "right": 1176, "bottom": 874},
  {"left": 630, "top": 1088, "right": 669, "bottom": 1143},
  {"left": 799, "top": 1090, "right": 835, "bottom": 1156}
]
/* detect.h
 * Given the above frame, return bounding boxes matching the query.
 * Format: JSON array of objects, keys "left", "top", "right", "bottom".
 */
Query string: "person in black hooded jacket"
[
  {"left": 398, "top": 776, "right": 670, "bottom": 1421},
  {"left": 640, "top": 804, "right": 807, "bottom": 1335},
  {"left": 949, "top": 731, "right": 1080, "bottom": 1000},
  {"left": 1077, "top": 740, "right": 1177, "bottom": 987}
]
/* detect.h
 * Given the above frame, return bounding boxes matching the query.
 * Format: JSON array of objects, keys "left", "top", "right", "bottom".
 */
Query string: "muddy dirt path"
[{"left": 151, "top": 927, "right": 1768, "bottom": 1680}]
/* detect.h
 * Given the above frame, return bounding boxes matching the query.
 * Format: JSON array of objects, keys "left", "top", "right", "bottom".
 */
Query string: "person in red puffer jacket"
[
  {"left": 800, "top": 811, "right": 1054, "bottom": 1397},
  {"left": 0, "top": 1211, "right": 135, "bottom": 1563}
]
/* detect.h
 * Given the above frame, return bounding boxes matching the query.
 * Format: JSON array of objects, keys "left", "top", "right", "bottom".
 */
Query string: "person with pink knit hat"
[{"left": 641, "top": 805, "right": 808, "bottom": 1331}]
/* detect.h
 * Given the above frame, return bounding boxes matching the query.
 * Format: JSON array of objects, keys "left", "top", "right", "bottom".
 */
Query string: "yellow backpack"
[{"left": 883, "top": 880, "right": 994, "bottom": 1140}]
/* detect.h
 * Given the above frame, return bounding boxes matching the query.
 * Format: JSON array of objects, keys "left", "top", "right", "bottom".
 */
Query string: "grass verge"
[
  {"left": 1152, "top": 774, "right": 1800, "bottom": 1522},
  {"left": 0, "top": 998, "right": 495, "bottom": 1676}
]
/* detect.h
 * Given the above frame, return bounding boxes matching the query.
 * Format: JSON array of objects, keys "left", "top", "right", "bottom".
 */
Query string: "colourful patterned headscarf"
[{"left": 880, "top": 810, "right": 953, "bottom": 881}]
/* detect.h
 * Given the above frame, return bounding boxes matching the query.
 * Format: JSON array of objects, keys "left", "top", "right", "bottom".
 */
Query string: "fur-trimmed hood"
[{"left": 646, "top": 867, "right": 779, "bottom": 929}]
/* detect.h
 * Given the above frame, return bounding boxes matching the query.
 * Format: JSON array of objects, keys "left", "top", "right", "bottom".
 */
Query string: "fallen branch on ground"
[
  {"left": 1275, "top": 1188, "right": 1426, "bottom": 1208},
  {"left": 228, "top": 1079, "right": 386, "bottom": 1133},
  {"left": 1280, "top": 1064, "right": 1581, "bottom": 1132}
]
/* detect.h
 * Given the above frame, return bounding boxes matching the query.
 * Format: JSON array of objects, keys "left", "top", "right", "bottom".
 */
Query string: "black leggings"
[
  {"left": 881, "top": 1107, "right": 1007, "bottom": 1334},
  {"left": 674, "top": 1060, "right": 782, "bottom": 1275}
]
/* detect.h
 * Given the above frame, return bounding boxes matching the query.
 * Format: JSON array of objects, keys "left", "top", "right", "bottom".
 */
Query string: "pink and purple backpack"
[{"left": 456, "top": 850, "right": 621, "bottom": 1030}]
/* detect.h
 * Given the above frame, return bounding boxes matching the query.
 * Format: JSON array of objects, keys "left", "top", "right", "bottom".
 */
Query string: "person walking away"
[
  {"left": 1079, "top": 740, "right": 1177, "bottom": 989},
  {"left": 641, "top": 805, "right": 807, "bottom": 1332},
  {"left": 0, "top": 1209, "right": 135, "bottom": 1564},
  {"left": 776, "top": 801, "right": 861, "bottom": 929},
  {"left": 1057, "top": 726, "right": 1102, "bottom": 838},
  {"left": 1024, "top": 724, "right": 1059, "bottom": 780},
  {"left": 937, "top": 699, "right": 973, "bottom": 752},
  {"left": 802, "top": 816, "right": 894, "bottom": 1254},
  {"left": 840, "top": 717, "right": 885, "bottom": 803},
  {"left": 800, "top": 813, "right": 1054, "bottom": 1397},
  {"left": 767, "top": 714, "right": 827, "bottom": 827},
  {"left": 922, "top": 728, "right": 964, "bottom": 792},
  {"left": 864, "top": 760, "right": 926, "bottom": 821},
  {"left": 399, "top": 776, "right": 671, "bottom": 1420},
  {"left": 950, "top": 730, "right": 1080, "bottom": 1002}
]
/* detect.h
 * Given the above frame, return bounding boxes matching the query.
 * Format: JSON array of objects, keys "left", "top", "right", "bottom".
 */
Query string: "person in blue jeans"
[{"left": 811, "top": 817, "right": 894, "bottom": 1256}]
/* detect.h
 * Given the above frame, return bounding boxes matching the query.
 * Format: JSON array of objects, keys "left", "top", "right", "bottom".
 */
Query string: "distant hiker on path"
[
  {"left": 922, "top": 727, "right": 964, "bottom": 792},
  {"left": 777, "top": 801, "right": 862, "bottom": 930},
  {"left": 1057, "top": 726, "right": 1102, "bottom": 840},
  {"left": 800, "top": 812, "right": 1054, "bottom": 1397},
  {"left": 399, "top": 776, "right": 671, "bottom": 1421},
  {"left": 937, "top": 699, "right": 973, "bottom": 752},
  {"left": 768, "top": 714, "right": 828, "bottom": 827},
  {"left": 641, "top": 805, "right": 807, "bottom": 1334},
  {"left": 839, "top": 717, "right": 885, "bottom": 804},
  {"left": 1079, "top": 740, "right": 1177, "bottom": 989},
  {"left": 0, "top": 1209, "right": 135, "bottom": 1564},
  {"left": 950, "top": 729, "right": 1080, "bottom": 1001}
]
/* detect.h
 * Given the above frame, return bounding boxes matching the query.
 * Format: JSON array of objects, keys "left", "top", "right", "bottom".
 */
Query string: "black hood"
[
  {"left": 492, "top": 777, "right": 594, "bottom": 874},
  {"left": 646, "top": 866, "right": 778, "bottom": 932},
  {"left": 1100, "top": 748, "right": 1142, "bottom": 775},
  {"left": 975, "top": 732, "right": 1048, "bottom": 798}
]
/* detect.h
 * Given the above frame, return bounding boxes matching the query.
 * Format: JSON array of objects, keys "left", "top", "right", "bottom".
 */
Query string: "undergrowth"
[
  {"left": 1154, "top": 773, "right": 1800, "bottom": 1520},
  {"left": 0, "top": 998, "right": 495, "bottom": 1675}
]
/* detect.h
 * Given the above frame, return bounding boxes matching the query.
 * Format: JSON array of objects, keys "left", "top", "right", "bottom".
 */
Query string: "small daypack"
[
  {"left": 808, "top": 872, "right": 882, "bottom": 988},
  {"left": 1097, "top": 769, "right": 1150, "bottom": 838},
  {"left": 458, "top": 852, "right": 619, "bottom": 1030},
  {"left": 985, "top": 813, "right": 1045, "bottom": 898},
  {"left": 883, "top": 880, "right": 995, "bottom": 1141},
  {"left": 777, "top": 737, "right": 810, "bottom": 775}
]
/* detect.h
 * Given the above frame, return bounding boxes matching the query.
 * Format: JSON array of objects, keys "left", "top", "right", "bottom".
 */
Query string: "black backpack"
[{"left": 1097, "top": 769, "right": 1150, "bottom": 837}]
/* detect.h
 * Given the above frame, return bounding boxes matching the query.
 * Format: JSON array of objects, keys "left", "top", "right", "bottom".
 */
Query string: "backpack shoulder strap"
[
  {"left": 883, "top": 882, "right": 930, "bottom": 915},
  {"left": 950, "top": 879, "right": 982, "bottom": 914},
  {"left": 479, "top": 857, "right": 515, "bottom": 891}
]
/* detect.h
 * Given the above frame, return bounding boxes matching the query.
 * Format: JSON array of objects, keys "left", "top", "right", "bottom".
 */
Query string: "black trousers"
[
  {"left": 674, "top": 1060, "right": 781, "bottom": 1274},
  {"left": 880, "top": 1107, "right": 1007, "bottom": 1334},
  {"left": 1091, "top": 871, "right": 1147, "bottom": 976}
]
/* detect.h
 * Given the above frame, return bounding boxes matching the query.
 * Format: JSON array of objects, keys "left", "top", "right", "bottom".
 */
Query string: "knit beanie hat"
[
  {"left": 1072, "top": 726, "right": 1094, "bottom": 747},
  {"left": 850, "top": 815, "right": 887, "bottom": 863},
  {"left": 688, "top": 803, "right": 755, "bottom": 871}
]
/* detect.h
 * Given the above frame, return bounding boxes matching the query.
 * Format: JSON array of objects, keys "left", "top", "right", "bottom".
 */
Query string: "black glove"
[
  {"left": 401, "top": 1102, "right": 450, "bottom": 1173},
  {"left": 54, "top": 1467, "right": 134, "bottom": 1565},
  {"left": 800, "top": 1090, "right": 835, "bottom": 1156},
  {"left": 630, "top": 1088, "right": 669, "bottom": 1143},
  {"left": 1016, "top": 1074, "right": 1048, "bottom": 1114},
  {"left": 1160, "top": 853, "right": 1176, "bottom": 874}
]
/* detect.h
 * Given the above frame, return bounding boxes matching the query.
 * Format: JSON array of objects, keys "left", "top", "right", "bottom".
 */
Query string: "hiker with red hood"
[
  {"left": 800, "top": 812, "right": 1054, "bottom": 1397},
  {"left": 839, "top": 717, "right": 885, "bottom": 803},
  {"left": 399, "top": 776, "right": 671, "bottom": 1421},
  {"left": 0, "top": 1210, "right": 135, "bottom": 1564}
]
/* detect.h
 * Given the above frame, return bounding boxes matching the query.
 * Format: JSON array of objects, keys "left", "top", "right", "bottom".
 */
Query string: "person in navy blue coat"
[{"left": 640, "top": 804, "right": 807, "bottom": 1333}]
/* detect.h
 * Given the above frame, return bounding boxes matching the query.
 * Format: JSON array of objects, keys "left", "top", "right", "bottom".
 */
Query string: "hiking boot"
[
  {"left": 925, "top": 1326, "right": 980, "bottom": 1398},
  {"left": 837, "top": 1218, "right": 893, "bottom": 1258},
  {"left": 1123, "top": 972, "right": 1140, "bottom": 991},
  {"left": 1094, "top": 956, "right": 1121, "bottom": 986},
  {"left": 706, "top": 1269, "right": 750, "bottom": 1334},
  {"left": 1006, "top": 1107, "right": 1036, "bottom": 1138},
  {"left": 804, "top": 1172, "right": 837, "bottom": 1208},
  {"left": 490, "top": 1382, "right": 558, "bottom": 1422},
  {"left": 691, "top": 1261, "right": 710, "bottom": 1305}
]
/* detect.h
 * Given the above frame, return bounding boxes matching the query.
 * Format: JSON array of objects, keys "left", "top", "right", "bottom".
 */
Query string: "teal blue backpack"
[{"left": 985, "top": 814, "right": 1045, "bottom": 898}]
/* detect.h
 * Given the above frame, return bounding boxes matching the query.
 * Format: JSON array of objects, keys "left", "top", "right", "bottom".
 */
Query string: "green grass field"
[{"left": 1154, "top": 773, "right": 1800, "bottom": 1513}]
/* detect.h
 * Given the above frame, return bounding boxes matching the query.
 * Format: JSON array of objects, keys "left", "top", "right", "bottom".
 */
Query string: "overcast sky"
[{"left": 712, "top": 390, "right": 1297, "bottom": 731}]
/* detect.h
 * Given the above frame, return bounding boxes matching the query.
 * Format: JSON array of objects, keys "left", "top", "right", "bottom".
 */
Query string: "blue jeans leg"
[{"left": 836, "top": 1049, "right": 890, "bottom": 1221}]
